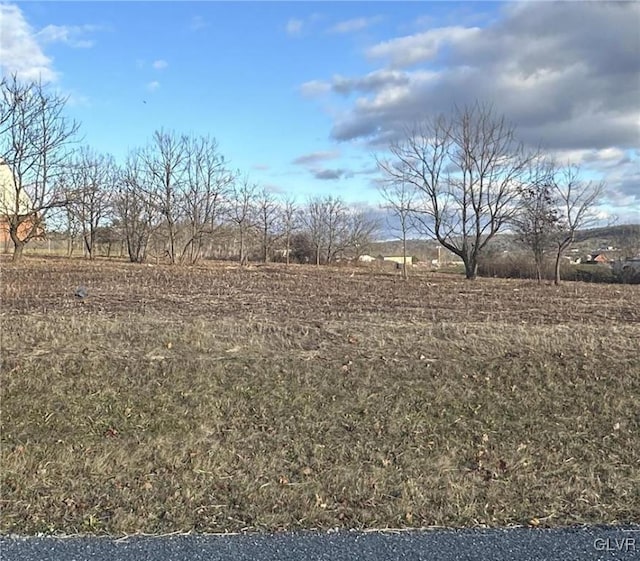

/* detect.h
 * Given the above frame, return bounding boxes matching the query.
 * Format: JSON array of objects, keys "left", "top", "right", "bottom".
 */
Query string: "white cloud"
[
  {"left": 37, "top": 24, "right": 99, "bottom": 48},
  {"left": 549, "top": 148, "right": 628, "bottom": 169},
  {"left": 366, "top": 26, "right": 481, "bottom": 68},
  {"left": 302, "top": 2, "right": 640, "bottom": 215},
  {"left": 328, "top": 16, "right": 382, "bottom": 34},
  {"left": 299, "top": 80, "right": 331, "bottom": 97},
  {"left": 285, "top": 13, "right": 326, "bottom": 38},
  {"left": 190, "top": 15, "right": 208, "bottom": 31},
  {"left": 308, "top": 3, "right": 638, "bottom": 153},
  {"left": 0, "top": 4, "right": 56, "bottom": 82},
  {"left": 152, "top": 59, "right": 168, "bottom": 70},
  {"left": 331, "top": 69, "right": 437, "bottom": 96},
  {"left": 286, "top": 18, "right": 303, "bottom": 37},
  {"left": 147, "top": 81, "right": 160, "bottom": 92}
]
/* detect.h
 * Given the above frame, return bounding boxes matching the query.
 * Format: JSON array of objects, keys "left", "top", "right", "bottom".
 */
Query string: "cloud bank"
[{"left": 302, "top": 1, "right": 640, "bottom": 214}]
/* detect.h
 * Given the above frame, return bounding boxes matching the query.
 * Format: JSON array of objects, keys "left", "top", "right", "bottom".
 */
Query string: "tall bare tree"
[
  {"left": 302, "top": 196, "right": 328, "bottom": 266},
  {"left": 512, "top": 159, "right": 559, "bottom": 283},
  {"left": 379, "top": 176, "right": 416, "bottom": 279},
  {"left": 63, "top": 203, "right": 81, "bottom": 257},
  {"left": 228, "top": 175, "right": 257, "bottom": 266},
  {"left": 280, "top": 195, "right": 298, "bottom": 266},
  {"left": 0, "top": 75, "right": 80, "bottom": 260},
  {"left": 323, "top": 195, "right": 349, "bottom": 263},
  {"left": 141, "top": 130, "right": 188, "bottom": 264},
  {"left": 550, "top": 164, "right": 604, "bottom": 285},
  {"left": 255, "top": 187, "right": 281, "bottom": 263},
  {"left": 115, "top": 151, "right": 157, "bottom": 263},
  {"left": 377, "top": 103, "right": 534, "bottom": 279},
  {"left": 181, "top": 135, "right": 232, "bottom": 264},
  {"left": 66, "top": 147, "right": 116, "bottom": 259}
]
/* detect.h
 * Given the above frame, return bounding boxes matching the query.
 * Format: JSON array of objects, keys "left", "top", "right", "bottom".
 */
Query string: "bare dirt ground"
[{"left": 1, "top": 257, "right": 638, "bottom": 534}]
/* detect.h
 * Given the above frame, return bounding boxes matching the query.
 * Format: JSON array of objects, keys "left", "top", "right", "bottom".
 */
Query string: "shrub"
[
  {"left": 563, "top": 264, "right": 616, "bottom": 284},
  {"left": 478, "top": 254, "right": 621, "bottom": 284},
  {"left": 478, "top": 253, "right": 553, "bottom": 280},
  {"left": 613, "top": 265, "right": 640, "bottom": 285}
]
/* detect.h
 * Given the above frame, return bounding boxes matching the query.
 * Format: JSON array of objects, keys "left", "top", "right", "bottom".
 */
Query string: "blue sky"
[{"left": 2, "top": 1, "right": 639, "bottom": 220}]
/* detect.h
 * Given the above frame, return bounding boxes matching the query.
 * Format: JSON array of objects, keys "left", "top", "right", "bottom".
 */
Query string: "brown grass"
[{"left": 1, "top": 256, "right": 639, "bottom": 535}]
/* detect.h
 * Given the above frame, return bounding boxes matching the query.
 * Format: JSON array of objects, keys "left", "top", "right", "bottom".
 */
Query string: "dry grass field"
[{"left": 1, "top": 257, "right": 639, "bottom": 535}]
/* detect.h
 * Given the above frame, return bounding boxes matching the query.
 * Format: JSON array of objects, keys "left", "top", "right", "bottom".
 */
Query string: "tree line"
[
  {"left": 0, "top": 76, "right": 378, "bottom": 266},
  {"left": 1, "top": 76, "right": 605, "bottom": 282}
]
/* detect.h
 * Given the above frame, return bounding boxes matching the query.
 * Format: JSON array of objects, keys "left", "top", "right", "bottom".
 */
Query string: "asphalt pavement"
[{"left": 1, "top": 525, "right": 638, "bottom": 561}]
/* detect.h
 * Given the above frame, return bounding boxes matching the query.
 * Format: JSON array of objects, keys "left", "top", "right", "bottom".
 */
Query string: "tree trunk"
[
  {"left": 84, "top": 234, "right": 93, "bottom": 260},
  {"left": 239, "top": 229, "right": 245, "bottom": 267},
  {"left": 285, "top": 233, "right": 290, "bottom": 266},
  {"left": 464, "top": 258, "right": 478, "bottom": 280},
  {"left": 10, "top": 225, "right": 25, "bottom": 262},
  {"left": 315, "top": 246, "right": 320, "bottom": 267},
  {"left": 168, "top": 231, "right": 176, "bottom": 265},
  {"left": 402, "top": 233, "right": 408, "bottom": 280},
  {"left": 11, "top": 239, "right": 25, "bottom": 261},
  {"left": 554, "top": 250, "right": 562, "bottom": 286}
]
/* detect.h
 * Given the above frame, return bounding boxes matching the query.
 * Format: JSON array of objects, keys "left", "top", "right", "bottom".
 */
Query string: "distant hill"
[
  {"left": 371, "top": 224, "right": 640, "bottom": 260},
  {"left": 573, "top": 224, "right": 640, "bottom": 247}
]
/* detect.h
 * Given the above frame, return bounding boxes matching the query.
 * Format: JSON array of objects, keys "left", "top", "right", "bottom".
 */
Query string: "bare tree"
[
  {"left": 302, "top": 196, "right": 328, "bottom": 266},
  {"left": 0, "top": 75, "right": 80, "bottom": 260},
  {"left": 511, "top": 159, "right": 558, "bottom": 283},
  {"left": 228, "top": 175, "right": 257, "bottom": 266},
  {"left": 180, "top": 135, "right": 232, "bottom": 264},
  {"left": 342, "top": 208, "right": 379, "bottom": 261},
  {"left": 299, "top": 195, "right": 376, "bottom": 265},
  {"left": 280, "top": 195, "right": 298, "bottom": 266},
  {"left": 378, "top": 103, "right": 534, "bottom": 279},
  {"left": 323, "top": 196, "right": 349, "bottom": 263},
  {"left": 62, "top": 202, "right": 81, "bottom": 257},
  {"left": 66, "top": 147, "right": 116, "bottom": 259},
  {"left": 141, "top": 130, "right": 188, "bottom": 264},
  {"left": 115, "top": 151, "right": 157, "bottom": 263},
  {"left": 550, "top": 164, "right": 604, "bottom": 285},
  {"left": 379, "top": 176, "right": 416, "bottom": 279},
  {"left": 255, "top": 187, "right": 281, "bottom": 263}
]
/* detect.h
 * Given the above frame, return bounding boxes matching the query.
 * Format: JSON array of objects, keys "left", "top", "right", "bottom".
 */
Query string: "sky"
[{"left": 1, "top": 1, "right": 639, "bottom": 223}]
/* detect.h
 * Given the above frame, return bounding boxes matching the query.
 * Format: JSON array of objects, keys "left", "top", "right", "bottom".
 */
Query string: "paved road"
[{"left": 1, "top": 526, "right": 638, "bottom": 561}]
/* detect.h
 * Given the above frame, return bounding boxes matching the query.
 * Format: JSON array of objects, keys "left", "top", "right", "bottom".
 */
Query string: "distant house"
[
  {"left": 590, "top": 253, "right": 611, "bottom": 264},
  {"left": 0, "top": 160, "right": 42, "bottom": 251},
  {"left": 358, "top": 254, "right": 376, "bottom": 263}
]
